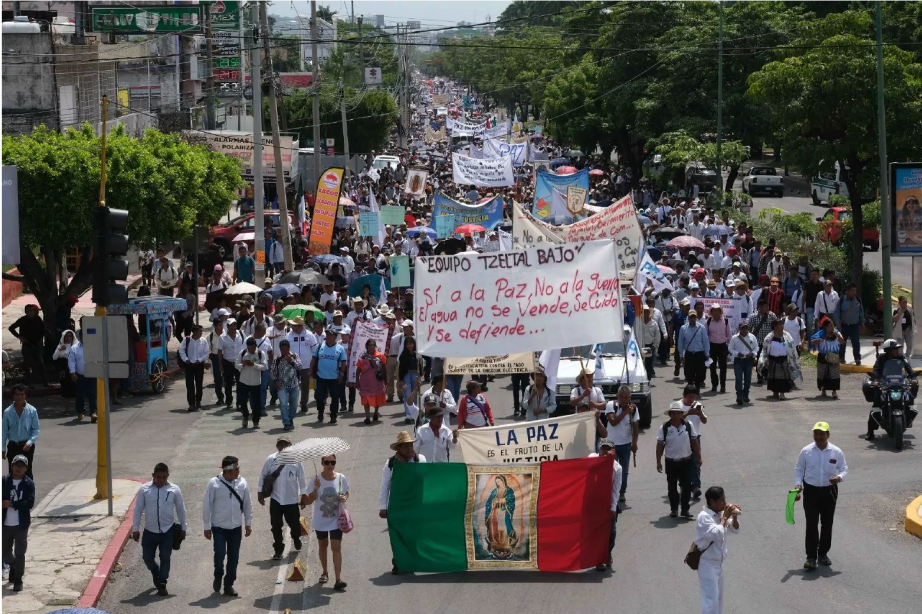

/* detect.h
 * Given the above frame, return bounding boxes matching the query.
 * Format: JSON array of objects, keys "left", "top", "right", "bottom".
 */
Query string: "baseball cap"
[
  {"left": 598, "top": 439, "right": 615, "bottom": 449},
  {"left": 11, "top": 454, "right": 28, "bottom": 466},
  {"left": 402, "top": 319, "right": 414, "bottom": 327},
  {"left": 812, "top": 421, "right": 830, "bottom": 432},
  {"left": 277, "top": 434, "right": 292, "bottom": 444}
]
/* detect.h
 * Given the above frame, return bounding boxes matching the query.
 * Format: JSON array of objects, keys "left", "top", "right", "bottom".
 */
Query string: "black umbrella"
[
  {"left": 434, "top": 238, "right": 466, "bottom": 255},
  {"left": 278, "top": 270, "right": 330, "bottom": 286}
]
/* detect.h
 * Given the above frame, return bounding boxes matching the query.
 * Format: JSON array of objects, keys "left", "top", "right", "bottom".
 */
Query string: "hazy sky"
[{"left": 272, "top": 1, "right": 515, "bottom": 28}]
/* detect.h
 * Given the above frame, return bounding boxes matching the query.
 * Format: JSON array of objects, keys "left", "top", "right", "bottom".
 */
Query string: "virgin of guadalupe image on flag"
[{"left": 467, "top": 466, "right": 538, "bottom": 568}]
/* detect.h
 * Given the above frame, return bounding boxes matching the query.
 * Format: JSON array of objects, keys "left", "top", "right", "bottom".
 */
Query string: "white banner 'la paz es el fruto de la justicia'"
[{"left": 413, "top": 240, "right": 624, "bottom": 357}]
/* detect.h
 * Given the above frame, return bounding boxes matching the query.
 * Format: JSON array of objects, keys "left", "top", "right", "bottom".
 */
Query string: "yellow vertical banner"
[{"left": 117, "top": 89, "right": 129, "bottom": 115}]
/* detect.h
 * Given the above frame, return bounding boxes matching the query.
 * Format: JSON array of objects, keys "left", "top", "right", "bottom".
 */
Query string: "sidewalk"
[
  {"left": 1, "top": 478, "right": 141, "bottom": 613},
  {"left": 836, "top": 336, "right": 922, "bottom": 374}
]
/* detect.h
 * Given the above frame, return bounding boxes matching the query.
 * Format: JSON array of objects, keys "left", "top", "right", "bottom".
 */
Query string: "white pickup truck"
[{"left": 741, "top": 165, "right": 784, "bottom": 197}]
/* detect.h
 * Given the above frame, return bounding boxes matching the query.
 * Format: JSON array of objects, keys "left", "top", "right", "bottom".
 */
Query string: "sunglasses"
[{"left": 322, "top": 460, "right": 337, "bottom": 466}]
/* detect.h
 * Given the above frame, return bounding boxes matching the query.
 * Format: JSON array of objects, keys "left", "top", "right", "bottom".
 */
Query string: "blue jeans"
[
  {"left": 804, "top": 307, "right": 815, "bottom": 339},
  {"left": 212, "top": 526, "right": 242, "bottom": 589},
  {"left": 446, "top": 375, "right": 464, "bottom": 404},
  {"left": 315, "top": 377, "right": 342, "bottom": 421},
  {"left": 403, "top": 371, "right": 419, "bottom": 417},
  {"left": 614, "top": 443, "right": 632, "bottom": 496},
  {"left": 839, "top": 323, "right": 861, "bottom": 363},
  {"left": 734, "top": 358, "right": 753, "bottom": 399},
  {"left": 210, "top": 355, "right": 224, "bottom": 401},
  {"left": 75, "top": 374, "right": 97, "bottom": 416},
  {"left": 142, "top": 528, "right": 174, "bottom": 586},
  {"left": 259, "top": 368, "right": 270, "bottom": 413},
  {"left": 278, "top": 387, "right": 300, "bottom": 427}
]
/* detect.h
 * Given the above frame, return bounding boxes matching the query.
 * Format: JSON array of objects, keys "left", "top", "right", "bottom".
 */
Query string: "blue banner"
[
  {"left": 432, "top": 193, "right": 504, "bottom": 230},
  {"left": 533, "top": 168, "right": 589, "bottom": 219}
]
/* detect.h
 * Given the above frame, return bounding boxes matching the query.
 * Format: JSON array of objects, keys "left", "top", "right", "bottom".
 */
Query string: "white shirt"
[
  {"left": 794, "top": 442, "right": 848, "bottom": 488},
  {"left": 179, "top": 336, "right": 209, "bottom": 364},
  {"left": 414, "top": 422, "right": 455, "bottom": 462},
  {"left": 687, "top": 222, "right": 705, "bottom": 241},
  {"left": 589, "top": 454, "right": 623, "bottom": 512},
  {"left": 257, "top": 452, "right": 309, "bottom": 506},
  {"left": 728, "top": 333, "right": 758, "bottom": 359},
  {"left": 67, "top": 342, "right": 86, "bottom": 375},
  {"left": 247, "top": 335, "right": 273, "bottom": 360},
  {"left": 320, "top": 292, "right": 338, "bottom": 307},
  {"left": 219, "top": 331, "right": 246, "bottom": 360},
  {"left": 4, "top": 478, "right": 21, "bottom": 526},
  {"left": 286, "top": 329, "right": 319, "bottom": 367},
  {"left": 601, "top": 401, "right": 639, "bottom": 446},
  {"left": 235, "top": 349, "right": 268, "bottom": 386},
  {"left": 569, "top": 386, "right": 605, "bottom": 406},
  {"left": 681, "top": 401, "right": 704, "bottom": 434},
  {"left": 203, "top": 475, "right": 253, "bottom": 530},
  {"left": 423, "top": 386, "right": 457, "bottom": 416},
  {"left": 243, "top": 315, "right": 272, "bottom": 338},
  {"left": 156, "top": 264, "right": 178, "bottom": 289},
  {"left": 379, "top": 455, "right": 427, "bottom": 510},
  {"left": 657, "top": 420, "right": 698, "bottom": 459},
  {"left": 267, "top": 325, "right": 290, "bottom": 356},
  {"left": 311, "top": 473, "right": 349, "bottom": 531},
  {"left": 695, "top": 507, "right": 739, "bottom": 564},
  {"left": 132, "top": 481, "right": 187, "bottom": 533},
  {"left": 783, "top": 316, "right": 805, "bottom": 342},
  {"left": 815, "top": 290, "right": 840, "bottom": 316}
]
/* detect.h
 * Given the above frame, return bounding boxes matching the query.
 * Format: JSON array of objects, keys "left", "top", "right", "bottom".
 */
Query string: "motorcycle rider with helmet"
[{"left": 866, "top": 339, "right": 917, "bottom": 440}]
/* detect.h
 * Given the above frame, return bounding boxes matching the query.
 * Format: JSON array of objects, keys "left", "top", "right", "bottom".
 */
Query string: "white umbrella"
[
  {"left": 276, "top": 437, "right": 351, "bottom": 465},
  {"left": 224, "top": 282, "right": 262, "bottom": 295}
]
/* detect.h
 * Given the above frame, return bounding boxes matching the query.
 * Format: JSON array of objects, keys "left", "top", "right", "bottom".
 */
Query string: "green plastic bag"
[{"left": 786, "top": 489, "right": 799, "bottom": 525}]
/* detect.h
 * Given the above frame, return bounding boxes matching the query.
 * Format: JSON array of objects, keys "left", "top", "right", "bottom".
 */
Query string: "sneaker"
[
  {"left": 720, "top": 386, "right": 726, "bottom": 393},
  {"left": 224, "top": 586, "right": 238, "bottom": 597},
  {"left": 272, "top": 552, "right": 283, "bottom": 560},
  {"left": 284, "top": 424, "right": 294, "bottom": 431},
  {"left": 693, "top": 489, "right": 702, "bottom": 499},
  {"left": 818, "top": 556, "right": 832, "bottom": 566},
  {"left": 669, "top": 510, "right": 678, "bottom": 518},
  {"left": 364, "top": 417, "right": 371, "bottom": 425},
  {"left": 213, "top": 577, "right": 221, "bottom": 592},
  {"left": 157, "top": 585, "right": 169, "bottom": 596},
  {"left": 253, "top": 422, "right": 260, "bottom": 429},
  {"left": 804, "top": 558, "right": 817, "bottom": 570},
  {"left": 294, "top": 536, "right": 302, "bottom": 551},
  {"left": 618, "top": 493, "right": 626, "bottom": 503},
  {"left": 13, "top": 582, "right": 22, "bottom": 591},
  {"left": 225, "top": 401, "right": 232, "bottom": 409},
  {"left": 317, "top": 415, "right": 324, "bottom": 422},
  {"left": 866, "top": 432, "right": 875, "bottom": 440},
  {"left": 744, "top": 397, "right": 750, "bottom": 403},
  {"left": 329, "top": 419, "right": 337, "bottom": 425},
  {"left": 242, "top": 417, "right": 248, "bottom": 429},
  {"left": 736, "top": 398, "right": 742, "bottom": 405},
  {"left": 681, "top": 510, "right": 694, "bottom": 519},
  {"left": 187, "top": 406, "right": 195, "bottom": 412}
]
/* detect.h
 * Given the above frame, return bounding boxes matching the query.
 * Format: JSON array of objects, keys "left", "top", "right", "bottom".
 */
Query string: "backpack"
[
  {"left": 177, "top": 337, "right": 189, "bottom": 368},
  {"left": 662, "top": 419, "right": 691, "bottom": 446},
  {"left": 259, "top": 464, "right": 285, "bottom": 499},
  {"left": 387, "top": 455, "right": 420, "bottom": 470}
]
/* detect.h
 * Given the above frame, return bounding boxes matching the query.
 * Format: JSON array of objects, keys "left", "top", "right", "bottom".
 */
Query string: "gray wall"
[{"left": 1, "top": 32, "right": 57, "bottom": 134}]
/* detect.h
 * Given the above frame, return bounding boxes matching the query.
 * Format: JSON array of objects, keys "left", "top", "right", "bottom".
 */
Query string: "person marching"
[
  {"left": 729, "top": 322, "right": 758, "bottom": 405},
  {"left": 304, "top": 454, "right": 350, "bottom": 591},
  {"left": 257, "top": 436, "right": 308, "bottom": 560},
  {"left": 681, "top": 385, "right": 708, "bottom": 500},
  {"left": 600, "top": 386, "right": 639, "bottom": 504},
  {"left": 180, "top": 325, "right": 209, "bottom": 412},
  {"left": 203, "top": 456, "right": 253, "bottom": 597},
  {"left": 656, "top": 401, "right": 702, "bottom": 519},
  {"left": 413, "top": 399, "right": 457, "bottom": 462},
  {"left": 590, "top": 439, "right": 622, "bottom": 572},
  {"left": 131, "top": 463, "right": 187, "bottom": 596},
  {"left": 678, "top": 311, "right": 710, "bottom": 390},
  {"left": 695, "top": 486, "right": 741, "bottom": 614},
  {"left": 793, "top": 421, "right": 848, "bottom": 570},
  {"left": 379, "top": 431, "right": 427, "bottom": 574},
  {"left": 2, "top": 454, "right": 34, "bottom": 592}
]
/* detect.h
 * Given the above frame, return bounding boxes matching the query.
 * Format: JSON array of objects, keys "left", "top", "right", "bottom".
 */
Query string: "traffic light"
[{"left": 92, "top": 207, "right": 130, "bottom": 306}]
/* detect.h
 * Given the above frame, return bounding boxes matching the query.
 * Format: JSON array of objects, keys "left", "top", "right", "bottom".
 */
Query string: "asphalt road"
[{"left": 27, "top": 367, "right": 906, "bottom": 614}]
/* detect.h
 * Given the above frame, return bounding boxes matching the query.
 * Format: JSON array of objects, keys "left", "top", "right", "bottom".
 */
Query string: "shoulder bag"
[
  {"left": 684, "top": 540, "right": 713, "bottom": 570},
  {"left": 337, "top": 474, "right": 354, "bottom": 533}
]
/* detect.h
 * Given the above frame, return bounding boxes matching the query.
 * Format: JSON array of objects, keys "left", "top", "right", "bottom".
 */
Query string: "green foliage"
[
  {"left": 280, "top": 86, "right": 397, "bottom": 153},
  {"left": 735, "top": 209, "right": 846, "bottom": 278},
  {"left": 325, "top": 22, "right": 399, "bottom": 87}
]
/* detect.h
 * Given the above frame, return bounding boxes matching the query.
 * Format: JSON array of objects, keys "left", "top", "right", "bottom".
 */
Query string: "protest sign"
[
  {"left": 414, "top": 240, "right": 624, "bottom": 357},
  {"left": 567, "top": 186, "right": 587, "bottom": 215},
  {"left": 380, "top": 205, "right": 406, "bottom": 226},
  {"left": 457, "top": 413, "right": 597, "bottom": 464},
  {"left": 483, "top": 137, "right": 528, "bottom": 166},
  {"left": 432, "top": 94, "right": 447, "bottom": 107},
  {"left": 404, "top": 169, "right": 428, "bottom": 196},
  {"left": 701, "top": 297, "right": 740, "bottom": 333},
  {"left": 444, "top": 353, "right": 535, "bottom": 376},
  {"left": 425, "top": 125, "right": 446, "bottom": 144},
  {"left": 565, "top": 195, "right": 643, "bottom": 279},
  {"left": 308, "top": 168, "right": 344, "bottom": 255},
  {"left": 432, "top": 193, "right": 504, "bottom": 229},
  {"left": 389, "top": 255, "right": 411, "bottom": 288},
  {"left": 511, "top": 200, "right": 566, "bottom": 249},
  {"left": 346, "top": 320, "right": 389, "bottom": 382},
  {"left": 452, "top": 153, "right": 514, "bottom": 188},
  {"left": 359, "top": 212, "right": 379, "bottom": 237},
  {"left": 448, "top": 118, "right": 487, "bottom": 137},
  {"left": 436, "top": 214, "right": 456, "bottom": 238},
  {"left": 468, "top": 143, "right": 486, "bottom": 159},
  {"left": 484, "top": 123, "right": 509, "bottom": 140},
  {"left": 533, "top": 168, "right": 589, "bottom": 214}
]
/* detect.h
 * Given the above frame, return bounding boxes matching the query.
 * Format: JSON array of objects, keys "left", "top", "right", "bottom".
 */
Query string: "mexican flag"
[{"left": 387, "top": 457, "right": 612, "bottom": 572}]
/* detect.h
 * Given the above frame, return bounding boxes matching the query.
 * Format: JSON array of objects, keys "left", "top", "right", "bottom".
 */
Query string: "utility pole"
[
  {"left": 398, "top": 25, "right": 407, "bottom": 149},
  {"left": 311, "top": 0, "right": 321, "bottom": 189},
  {"left": 876, "top": 1, "right": 892, "bottom": 338},
  {"left": 340, "top": 77, "right": 350, "bottom": 165},
  {"left": 716, "top": 0, "right": 724, "bottom": 192},
  {"left": 238, "top": 3, "right": 245, "bottom": 130},
  {"left": 262, "top": 1, "right": 294, "bottom": 271},
  {"left": 205, "top": 6, "right": 215, "bottom": 130},
  {"left": 252, "top": 3, "right": 265, "bottom": 285},
  {"left": 358, "top": 16, "right": 364, "bottom": 87}
]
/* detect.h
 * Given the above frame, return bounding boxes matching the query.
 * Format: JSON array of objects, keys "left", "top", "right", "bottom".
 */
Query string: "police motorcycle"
[{"left": 861, "top": 339, "right": 918, "bottom": 450}]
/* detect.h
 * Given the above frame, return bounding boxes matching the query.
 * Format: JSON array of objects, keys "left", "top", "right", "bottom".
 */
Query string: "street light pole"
[
  {"left": 876, "top": 1, "right": 892, "bottom": 338},
  {"left": 716, "top": 0, "right": 724, "bottom": 192},
  {"left": 252, "top": 3, "right": 265, "bottom": 285}
]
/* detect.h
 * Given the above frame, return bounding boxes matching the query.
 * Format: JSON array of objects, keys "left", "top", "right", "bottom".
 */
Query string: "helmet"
[{"left": 881, "top": 338, "right": 901, "bottom": 351}]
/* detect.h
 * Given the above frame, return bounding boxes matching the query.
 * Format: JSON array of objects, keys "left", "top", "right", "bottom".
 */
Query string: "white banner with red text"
[{"left": 457, "top": 412, "right": 597, "bottom": 464}]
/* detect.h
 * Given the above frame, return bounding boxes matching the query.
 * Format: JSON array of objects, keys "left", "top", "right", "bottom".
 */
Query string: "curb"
[
  {"left": 840, "top": 364, "right": 873, "bottom": 374},
  {"left": 905, "top": 494, "right": 922, "bottom": 540},
  {"left": 4, "top": 365, "right": 181, "bottom": 399},
  {"left": 76, "top": 477, "right": 145, "bottom": 609}
]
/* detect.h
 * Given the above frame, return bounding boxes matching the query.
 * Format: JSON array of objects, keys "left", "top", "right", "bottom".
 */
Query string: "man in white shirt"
[
  {"left": 387, "top": 321, "right": 414, "bottom": 402},
  {"left": 257, "top": 436, "right": 309, "bottom": 559},
  {"left": 680, "top": 384, "right": 708, "bottom": 499},
  {"left": 423, "top": 375, "right": 457, "bottom": 417},
  {"left": 695, "top": 486, "right": 741, "bottom": 614},
  {"left": 285, "top": 317, "right": 319, "bottom": 414},
  {"left": 601, "top": 387, "right": 639, "bottom": 504},
  {"left": 379, "top": 431, "right": 426, "bottom": 574},
  {"left": 319, "top": 283, "right": 338, "bottom": 309},
  {"left": 413, "top": 403, "right": 457, "bottom": 462},
  {"left": 687, "top": 215, "right": 706, "bottom": 242},
  {"left": 203, "top": 456, "right": 253, "bottom": 597},
  {"left": 67, "top": 337, "right": 96, "bottom": 421},
  {"left": 728, "top": 322, "right": 758, "bottom": 404},
  {"left": 793, "top": 421, "right": 847, "bottom": 570},
  {"left": 155, "top": 256, "right": 178, "bottom": 296},
  {"left": 218, "top": 320, "right": 246, "bottom": 410},
  {"left": 131, "top": 462, "right": 187, "bottom": 596},
  {"left": 236, "top": 337, "right": 268, "bottom": 429},
  {"left": 589, "top": 439, "right": 623, "bottom": 572},
  {"left": 569, "top": 370, "right": 606, "bottom": 415},
  {"left": 180, "top": 325, "right": 210, "bottom": 412},
  {"left": 656, "top": 401, "right": 702, "bottom": 519},
  {"left": 814, "top": 280, "right": 839, "bottom": 323}
]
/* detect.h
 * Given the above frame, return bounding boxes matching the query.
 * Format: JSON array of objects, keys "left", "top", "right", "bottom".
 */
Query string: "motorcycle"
[{"left": 863, "top": 358, "right": 918, "bottom": 450}]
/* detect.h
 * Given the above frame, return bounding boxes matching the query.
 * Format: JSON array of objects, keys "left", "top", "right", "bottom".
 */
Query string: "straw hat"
[
  {"left": 390, "top": 431, "right": 416, "bottom": 450},
  {"left": 290, "top": 316, "right": 305, "bottom": 326}
]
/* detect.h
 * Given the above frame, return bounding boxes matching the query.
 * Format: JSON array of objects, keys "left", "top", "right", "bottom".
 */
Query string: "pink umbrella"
[
  {"left": 657, "top": 264, "right": 676, "bottom": 274},
  {"left": 667, "top": 235, "right": 706, "bottom": 250},
  {"left": 589, "top": 169, "right": 605, "bottom": 177},
  {"left": 454, "top": 223, "right": 486, "bottom": 235},
  {"left": 556, "top": 166, "right": 579, "bottom": 174},
  {"left": 339, "top": 196, "right": 356, "bottom": 206}
]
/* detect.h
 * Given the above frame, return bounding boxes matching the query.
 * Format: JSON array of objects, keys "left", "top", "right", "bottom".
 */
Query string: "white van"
[
  {"left": 810, "top": 161, "right": 873, "bottom": 206},
  {"left": 450, "top": 131, "right": 473, "bottom": 151}
]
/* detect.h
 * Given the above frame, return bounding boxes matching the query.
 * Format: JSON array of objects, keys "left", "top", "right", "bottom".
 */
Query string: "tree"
[
  {"left": 1, "top": 125, "right": 244, "bottom": 342},
  {"left": 316, "top": 5, "right": 337, "bottom": 23},
  {"left": 651, "top": 131, "right": 748, "bottom": 191},
  {"left": 748, "top": 10, "right": 922, "bottom": 291}
]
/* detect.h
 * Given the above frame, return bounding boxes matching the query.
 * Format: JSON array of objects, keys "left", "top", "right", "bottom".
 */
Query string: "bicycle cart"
[{"left": 106, "top": 296, "right": 188, "bottom": 394}]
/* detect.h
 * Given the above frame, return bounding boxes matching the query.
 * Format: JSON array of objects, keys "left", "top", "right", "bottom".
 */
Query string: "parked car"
[
  {"left": 684, "top": 163, "right": 718, "bottom": 195},
  {"left": 209, "top": 212, "right": 298, "bottom": 260},
  {"left": 741, "top": 166, "right": 784, "bottom": 197},
  {"left": 816, "top": 206, "right": 880, "bottom": 252},
  {"left": 554, "top": 331, "right": 653, "bottom": 428}
]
